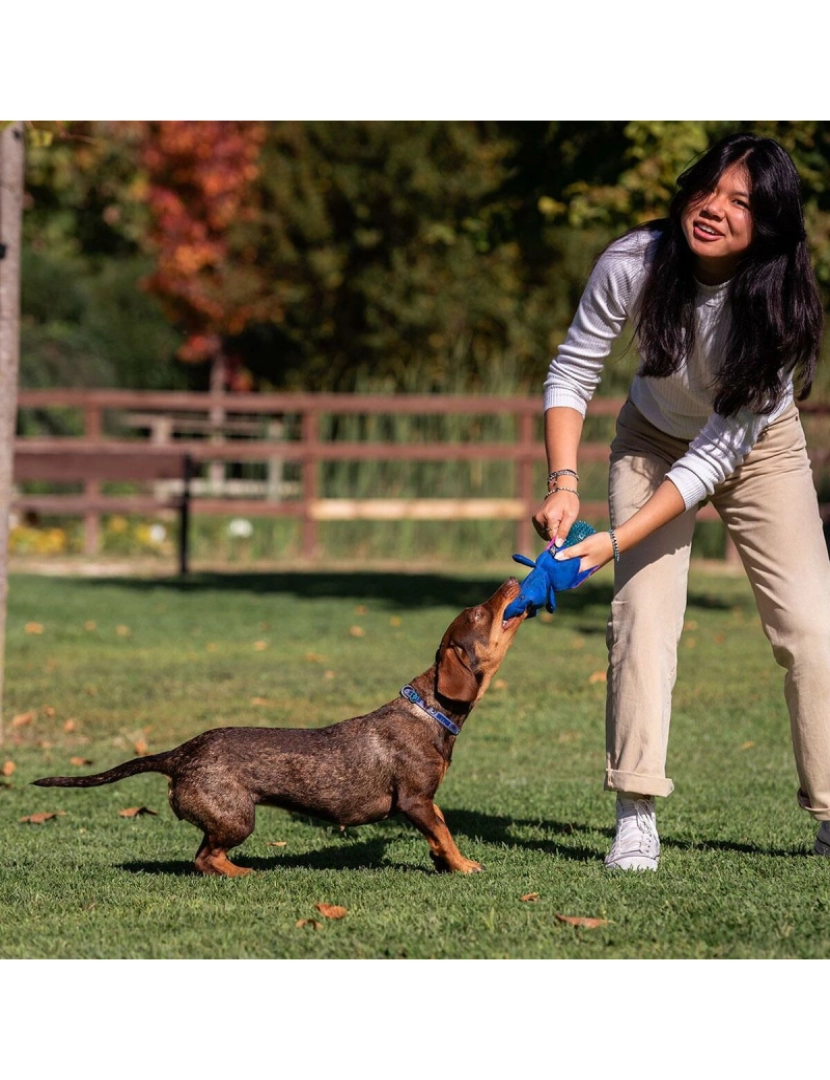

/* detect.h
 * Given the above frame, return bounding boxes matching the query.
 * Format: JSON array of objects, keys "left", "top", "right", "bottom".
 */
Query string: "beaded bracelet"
[
  {"left": 545, "top": 486, "right": 580, "bottom": 499},
  {"left": 547, "top": 468, "right": 580, "bottom": 484},
  {"left": 608, "top": 528, "right": 620, "bottom": 562}
]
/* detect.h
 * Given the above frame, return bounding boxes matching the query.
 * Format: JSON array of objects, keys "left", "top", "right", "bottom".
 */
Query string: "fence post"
[
  {"left": 209, "top": 359, "right": 226, "bottom": 495},
  {"left": 724, "top": 531, "right": 741, "bottom": 568},
  {"left": 178, "top": 454, "right": 192, "bottom": 576},
  {"left": 301, "top": 406, "right": 318, "bottom": 556},
  {"left": 83, "top": 402, "right": 102, "bottom": 555},
  {"left": 517, "top": 411, "right": 535, "bottom": 554}
]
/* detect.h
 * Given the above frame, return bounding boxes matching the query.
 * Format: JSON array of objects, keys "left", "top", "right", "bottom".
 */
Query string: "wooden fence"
[{"left": 12, "top": 389, "right": 830, "bottom": 566}]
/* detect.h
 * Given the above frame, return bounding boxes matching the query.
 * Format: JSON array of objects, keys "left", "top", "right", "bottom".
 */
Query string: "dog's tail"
[{"left": 33, "top": 750, "right": 176, "bottom": 789}]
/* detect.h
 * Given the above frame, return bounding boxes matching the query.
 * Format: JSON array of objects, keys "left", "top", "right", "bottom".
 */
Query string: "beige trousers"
[{"left": 605, "top": 399, "right": 830, "bottom": 820}]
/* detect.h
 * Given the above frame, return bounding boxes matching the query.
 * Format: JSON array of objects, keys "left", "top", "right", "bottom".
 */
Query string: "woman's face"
[{"left": 681, "top": 161, "right": 754, "bottom": 285}]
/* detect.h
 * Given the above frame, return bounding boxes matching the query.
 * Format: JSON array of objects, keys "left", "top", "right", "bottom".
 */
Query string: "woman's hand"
[
  {"left": 552, "top": 529, "right": 615, "bottom": 576},
  {"left": 532, "top": 491, "right": 580, "bottom": 545}
]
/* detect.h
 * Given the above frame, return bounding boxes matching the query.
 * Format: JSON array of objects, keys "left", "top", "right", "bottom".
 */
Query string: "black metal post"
[{"left": 179, "top": 454, "right": 193, "bottom": 575}]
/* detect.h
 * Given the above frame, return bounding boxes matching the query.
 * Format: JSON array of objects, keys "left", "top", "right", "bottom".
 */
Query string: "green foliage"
[
  {"left": 19, "top": 121, "right": 830, "bottom": 396},
  {"left": 20, "top": 249, "right": 185, "bottom": 390},
  {"left": 2, "top": 567, "right": 829, "bottom": 958}
]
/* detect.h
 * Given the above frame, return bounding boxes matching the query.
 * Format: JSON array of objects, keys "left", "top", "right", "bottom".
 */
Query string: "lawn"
[{"left": 2, "top": 561, "right": 828, "bottom": 960}]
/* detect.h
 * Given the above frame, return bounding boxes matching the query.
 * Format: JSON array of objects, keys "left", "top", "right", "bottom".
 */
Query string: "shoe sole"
[
  {"left": 814, "top": 836, "right": 830, "bottom": 856},
  {"left": 605, "top": 856, "right": 659, "bottom": 871}
]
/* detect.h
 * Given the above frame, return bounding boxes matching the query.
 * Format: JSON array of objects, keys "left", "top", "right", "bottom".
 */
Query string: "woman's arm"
[
  {"left": 532, "top": 406, "right": 585, "bottom": 544},
  {"left": 554, "top": 478, "right": 687, "bottom": 573}
]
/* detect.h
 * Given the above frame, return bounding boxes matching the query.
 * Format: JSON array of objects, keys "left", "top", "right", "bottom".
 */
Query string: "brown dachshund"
[{"left": 34, "top": 578, "right": 525, "bottom": 876}]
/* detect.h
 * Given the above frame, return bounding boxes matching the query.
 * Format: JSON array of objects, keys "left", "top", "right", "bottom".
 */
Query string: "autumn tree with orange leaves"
[
  {"left": 19, "top": 121, "right": 830, "bottom": 399},
  {"left": 135, "top": 121, "right": 268, "bottom": 391}
]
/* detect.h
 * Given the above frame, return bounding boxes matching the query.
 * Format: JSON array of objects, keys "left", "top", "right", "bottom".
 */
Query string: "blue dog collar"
[{"left": 400, "top": 685, "right": 461, "bottom": 736}]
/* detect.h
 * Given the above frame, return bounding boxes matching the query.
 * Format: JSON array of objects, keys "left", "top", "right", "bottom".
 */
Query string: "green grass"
[{"left": 1, "top": 563, "right": 828, "bottom": 960}]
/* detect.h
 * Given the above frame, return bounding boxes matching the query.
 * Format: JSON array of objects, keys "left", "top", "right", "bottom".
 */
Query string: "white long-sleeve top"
[{"left": 543, "top": 226, "right": 793, "bottom": 509}]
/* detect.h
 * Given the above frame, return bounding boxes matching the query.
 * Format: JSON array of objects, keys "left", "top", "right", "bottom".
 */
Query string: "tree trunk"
[{"left": 0, "top": 123, "right": 25, "bottom": 746}]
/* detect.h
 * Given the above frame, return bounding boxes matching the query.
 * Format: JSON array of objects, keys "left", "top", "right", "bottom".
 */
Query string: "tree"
[
  {"left": 16, "top": 122, "right": 830, "bottom": 400},
  {"left": 134, "top": 120, "right": 268, "bottom": 390},
  {"left": 0, "top": 122, "right": 25, "bottom": 745}
]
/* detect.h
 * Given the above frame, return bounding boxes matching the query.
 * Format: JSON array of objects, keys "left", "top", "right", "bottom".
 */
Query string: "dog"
[{"left": 34, "top": 578, "right": 525, "bottom": 876}]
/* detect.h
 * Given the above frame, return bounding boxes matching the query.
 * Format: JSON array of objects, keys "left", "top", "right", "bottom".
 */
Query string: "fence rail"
[{"left": 13, "top": 389, "right": 830, "bottom": 565}]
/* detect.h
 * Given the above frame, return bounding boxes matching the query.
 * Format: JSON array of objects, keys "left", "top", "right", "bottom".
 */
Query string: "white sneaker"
[
  {"left": 605, "top": 796, "right": 660, "bottom": 871},
  {"left": 815, "top": 821, "right": 830, "bottom": 856}
]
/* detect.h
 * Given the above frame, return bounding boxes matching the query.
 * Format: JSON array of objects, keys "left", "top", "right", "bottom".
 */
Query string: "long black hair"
[{"left": 634, "top": 133, "right": 824, "bottom": 416}]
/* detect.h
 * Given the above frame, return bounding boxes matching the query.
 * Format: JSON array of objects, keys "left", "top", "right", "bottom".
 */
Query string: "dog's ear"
[{"left": 436, "top": 643, "right": 478, "bottom": 703}]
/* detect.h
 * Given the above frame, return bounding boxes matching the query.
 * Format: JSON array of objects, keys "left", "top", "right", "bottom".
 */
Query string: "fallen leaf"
[
  {"left": 558, "top": 730, "right": 581, "bottom": 743},
  {"left": 493, "top": 679, "right": 508, "bottom": 690},
  {"left": 305, "top": 652, "right": 325, "bottom": 663},
  {"left": 684, "top": 619, "right": 698, "bottom": 632},
  {"left": 205, "top": 642, "right": 218, "bottom": 652},
  {"left": 570, "top": 637, "right": 585, "bottom": 649},
  {"left": 2, "top": 761, "right": 16, "bottom": 776},
  {"left": 254, "top": 641, "right": 268, "bottom": 650},
  {"left": 20, "top": 811, "right": 66, "bottom": 824},
  {"left": 354, "top": 604, "right": 368, "bottom": 615},
  {"left": 84, "top": 621, "right": 97, "bottom": 631},
  {"left": 25, "top": 622, "right": 44, "bottom": 635},
  {"left": 554, "top": 914, "right": 609, "bottom": 929},
  {"left": 134, "top": 740, "right": 149, "bottom": 756},
  {"left": 539, "top": 611, "right": 554, "bottom": 624},
  {"left": 250, "top": 697, "right": 271, "bottom": 706},
  {"left": 589, "top": 671, "right": 607, "bottom": 684},
  {"left": 70, "top": 757, "right": 93, "bottom": 767},
  {"left": 119, "top": 806, "right": 158, "bottom": 818},
  {"left": 389, "top": 616, "right": 402, "bottom": 627},
  {"left": 116, "top": 625, "right": 131, "bottom": 637},
  {"left": 43, "top": 705, "right": 56, "bottom": 718},
  {"left": 12, "top": 710, "right": 36, "bottom": 728},
  {"left": 296, "top": 919, "right": 322, "bottom": 930},
  {"left": 520, "top": 892, "right": 540, "bottom": 902},
  {"left": 349, "top": 626, "right": 366, "bottom": 638},
  {"left": 323, "top": 670, "right": 336, "bottom": 680},
  {"left": 63, "top": 719, "right": 76, "bottom": 733},
  {"left": 314, "top": 903, "right": 347, "bottom": 919},
  {"left": 266, "top": 841, "right": 287, "bottom": 847},
  {"left": 740, "top": 741, "right": 755, "bottom": 750}
]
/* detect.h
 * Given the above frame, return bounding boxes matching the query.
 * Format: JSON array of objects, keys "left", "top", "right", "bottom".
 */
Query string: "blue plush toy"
[{"left": 504, "top": 520, "right": 597, "bottom": 620}]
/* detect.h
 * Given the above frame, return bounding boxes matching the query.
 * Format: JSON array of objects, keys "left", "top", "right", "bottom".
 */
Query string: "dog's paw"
[{"left": 431, "top": 852, "right": 484, "bottom": 874}]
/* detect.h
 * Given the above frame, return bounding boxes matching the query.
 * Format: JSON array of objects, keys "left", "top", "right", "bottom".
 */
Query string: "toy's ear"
[{"left": 436, "top": 644, "right": 478, "bottom": 702}]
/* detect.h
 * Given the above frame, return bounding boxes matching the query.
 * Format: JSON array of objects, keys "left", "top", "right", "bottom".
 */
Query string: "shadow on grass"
[
  {"left": 115, "top": 812, "right": 593, "bottom": 877},
  {"left": 85, "top": 569, "right": 599, "bottom": 612},
  {"left": 82, "top": 567, "right": 740, "bottom": 618},
  {"left": 117, "top": 821, "right": 801, "bottom": 877},
  {"left": 116, "top": 800, "right": 801, "bottom": 877}
]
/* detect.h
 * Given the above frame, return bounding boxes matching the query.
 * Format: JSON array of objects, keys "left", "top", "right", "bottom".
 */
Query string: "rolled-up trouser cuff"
[
  {"left": 796, "top": 788, "right": 830, "bottom": 822},
  {"left": 605, "top": 768, "right": 674, "bottom": 799}
]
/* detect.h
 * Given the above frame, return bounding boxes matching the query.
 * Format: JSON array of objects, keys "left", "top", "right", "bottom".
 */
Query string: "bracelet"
[
  {"left": 548, "top": 485, "right": 579, "bottom": 497},
  {"left": 608, "top": 528, "right": 620, "bottom": 562},
  {"left": 547, "top": 469, "right": 580, "bottom": 484}
]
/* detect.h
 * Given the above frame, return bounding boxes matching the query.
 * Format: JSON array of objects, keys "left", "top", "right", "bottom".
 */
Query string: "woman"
[{"left": 537, "top": 132, "right": 830, "bottom": 870}]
